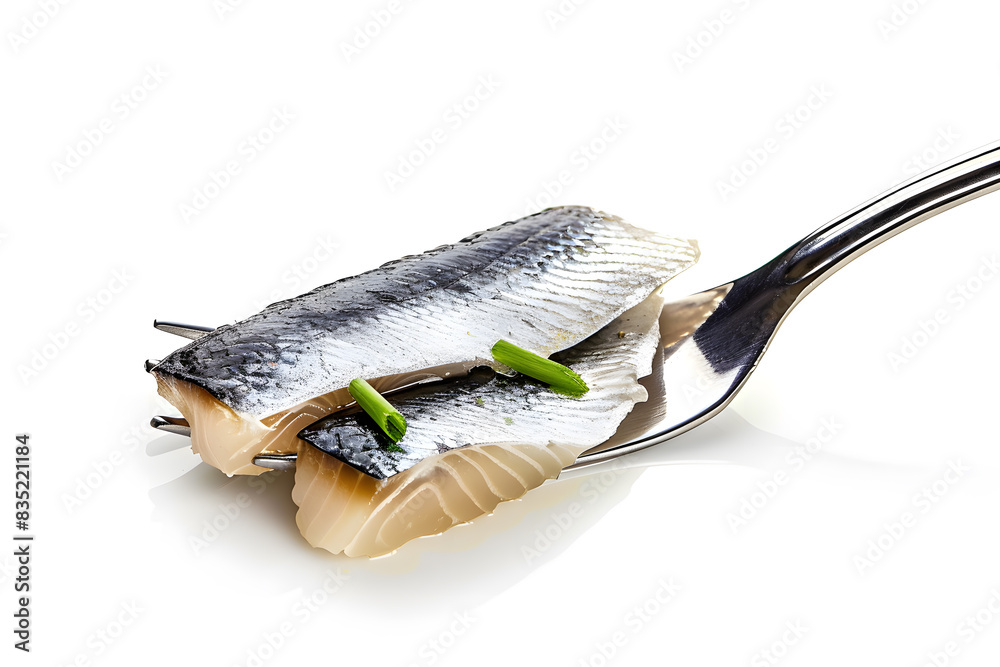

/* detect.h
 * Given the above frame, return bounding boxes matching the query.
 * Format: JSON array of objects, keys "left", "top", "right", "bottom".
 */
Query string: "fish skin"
[
  {"left": 290, "top": 294, "right": 664, "bottom": 557},
  {"left": 152, "top": 206, "right": 697, "bottom": 419},
  {"left": 298, "top": 294, "right": 662, "bottom": 479}
]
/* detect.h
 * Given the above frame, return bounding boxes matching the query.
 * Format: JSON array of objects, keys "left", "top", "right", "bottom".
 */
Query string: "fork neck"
[{"left": 778, "top": 140, "right": 1000, "bottom": 297}]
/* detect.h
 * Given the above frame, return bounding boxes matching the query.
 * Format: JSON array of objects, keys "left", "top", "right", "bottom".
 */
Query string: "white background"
[{"left": 3, "top": 1, "right": 1000, "bottom": 665}]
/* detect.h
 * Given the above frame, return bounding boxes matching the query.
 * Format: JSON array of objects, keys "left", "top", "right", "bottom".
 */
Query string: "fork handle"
[{"left": 781, "top": 140, "right": 1000, "bottom": 294}]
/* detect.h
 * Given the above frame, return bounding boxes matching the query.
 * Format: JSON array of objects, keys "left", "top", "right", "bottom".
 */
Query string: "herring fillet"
[
  {"left": 151, "top": 206, "right": 697, "bottom": 474},
  {"left": 291, "top": 293, "right": 662, "bottom": 557},
  {"left": 152, "top": 206, "right": 698, "bottom": 419}
]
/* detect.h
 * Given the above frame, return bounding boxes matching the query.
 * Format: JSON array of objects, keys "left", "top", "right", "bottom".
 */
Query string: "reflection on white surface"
[{"left": 143, "top": 403, "right": 923, "bottom": 611}]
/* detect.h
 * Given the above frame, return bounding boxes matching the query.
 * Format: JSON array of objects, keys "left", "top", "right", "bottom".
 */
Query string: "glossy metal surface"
[
  {"left": 150, "top": 415, "right": 191, "bottom": 437},
  {"left": 252, "top": 453, "right": 297, "bottom": 472},
  {"left": 571, "top": 139, "right": 1000, "bottom": 467}
]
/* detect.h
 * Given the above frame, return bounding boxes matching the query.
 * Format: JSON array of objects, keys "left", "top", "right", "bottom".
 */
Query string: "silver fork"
[
  {"left": 149, "top": 140, "right": 1000, "bottom": 472},
  {"left": 570, "top": 139, "right": 1000, "bottom": 468}
]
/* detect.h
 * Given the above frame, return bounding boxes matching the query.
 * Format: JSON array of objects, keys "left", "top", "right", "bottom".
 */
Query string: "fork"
[
  {"left": 149, "top": 140, "right": 1000, "bottom": 472},
  {"left": 569, "top": 139, "right": 1000, "bottom": 468}
]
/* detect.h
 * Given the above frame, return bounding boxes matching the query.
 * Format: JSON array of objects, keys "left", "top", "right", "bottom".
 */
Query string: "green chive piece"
[
  {"left": 348, "top": 378, "right": 407, "bottom": 442},
  {"left": 490, "top": 340, "right": 589, "bottom": 397}
]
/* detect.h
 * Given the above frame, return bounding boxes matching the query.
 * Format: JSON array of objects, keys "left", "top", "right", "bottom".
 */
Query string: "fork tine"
[
  {"left": 153, "top": 320, "right": 216, "bottom": 340},
  {"left": 253, "top": 453, "right": 297, "bottom": 471},
  {"left": 151, "top": 415, "right": 191, "bottom": 437}
]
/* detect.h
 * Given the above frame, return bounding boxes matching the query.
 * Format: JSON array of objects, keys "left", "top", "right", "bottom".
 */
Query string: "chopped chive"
[
  {"left": 348, "top": 378, "right": 407, "bottom": 442},
  {"left": 490, "top": 339, "right": 589, "bottom": 397}
]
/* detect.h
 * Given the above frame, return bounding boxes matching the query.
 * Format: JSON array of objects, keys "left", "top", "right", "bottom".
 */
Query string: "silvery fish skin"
[
  {"left": 300, "top": 297, "right": 661, "bottom": 479},
  {"left": 152, "top": 206, "right": 698, "bottom": 420},
  {"left": 291, "top": 294, "right": 662, "bottom": 557}
]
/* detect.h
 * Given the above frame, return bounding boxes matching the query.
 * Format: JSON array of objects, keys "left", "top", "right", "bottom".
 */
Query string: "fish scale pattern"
[
  {"left": 301, "top": 295, "right": 661, "bottom": 478},
  {"left": 153, "top": 206, "right": 698, "bottom": 418},
  {"left": 291, "top": 293, "right": 663, "bottom": 556}
]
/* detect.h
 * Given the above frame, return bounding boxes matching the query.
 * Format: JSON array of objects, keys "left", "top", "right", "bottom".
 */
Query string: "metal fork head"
[
  {"left": 580, "top": 138, "right": 1000, "bottom": 466},
  {"left": 571, "top": 264, "right": 798, "bottom": 467}
]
